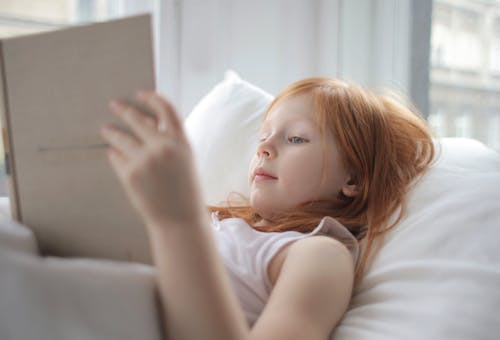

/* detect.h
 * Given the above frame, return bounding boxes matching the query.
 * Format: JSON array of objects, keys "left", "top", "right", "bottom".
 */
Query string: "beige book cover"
[{"left": 0, "top": 14, "right": 155, "bottom": 264}]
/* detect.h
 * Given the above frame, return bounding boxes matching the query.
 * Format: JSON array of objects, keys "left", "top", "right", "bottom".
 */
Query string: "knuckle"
[
  {"left": 130, "top": 108, "right": 156, "bottom": 127},
  {"left": 151, "top": 96, "right": 170, "bottom": 114},
  {"left": 124, "top": 107, "right": 142, "bottom": 122},
  {"left": 144, "top": 96, "right": 160, "bottom": 112}
]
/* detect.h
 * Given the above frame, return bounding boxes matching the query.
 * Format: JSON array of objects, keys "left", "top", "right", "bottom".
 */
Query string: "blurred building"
[{"left": 430, "top": 0, "right": 500, "bottom": 150}]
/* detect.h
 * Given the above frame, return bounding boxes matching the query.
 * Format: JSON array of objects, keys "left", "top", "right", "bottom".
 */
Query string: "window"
[
  {"left": 429, "top": 0, "right": 500, "bottom": 152},
  {"left": 0, "top": 0, "right": 153, "bottom": 196}
]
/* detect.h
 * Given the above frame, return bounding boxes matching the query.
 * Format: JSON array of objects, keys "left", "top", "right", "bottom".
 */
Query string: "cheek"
[
  {"left": 323, "top": 152, "right": 347, "bottom": 191},
  {"left": 289, "top": 151, "right": 324, "bottom": 179},
  {"left": 281, "top": 154, "right": 324, "bottom": 196},
  {"left": 248, "top": 155, "right": 258, "bottom": 183}
]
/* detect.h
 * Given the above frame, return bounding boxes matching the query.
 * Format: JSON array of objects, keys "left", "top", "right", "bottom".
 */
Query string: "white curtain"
[{"left": 143, "top": 0, "right": 426, "bottom": 118}]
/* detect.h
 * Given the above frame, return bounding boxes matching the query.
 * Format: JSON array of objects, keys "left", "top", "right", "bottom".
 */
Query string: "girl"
[{"left": 99, "top": 78, "right": 435, "bottom": 340}]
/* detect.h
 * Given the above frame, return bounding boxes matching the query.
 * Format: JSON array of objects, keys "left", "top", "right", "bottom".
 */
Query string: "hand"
[{"left": 100, "top": 91, "right": 205, "bottom": 229}]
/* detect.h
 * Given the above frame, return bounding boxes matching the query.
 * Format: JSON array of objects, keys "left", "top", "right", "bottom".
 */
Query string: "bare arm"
[
  {"left": 147, "top": 219, "right": 249, "bottom": 340},
  {"left": 250, "top": 236, "right": 355, "bottom": 340}
]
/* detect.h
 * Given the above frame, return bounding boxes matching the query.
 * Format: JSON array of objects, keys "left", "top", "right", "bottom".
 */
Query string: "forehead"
[{"left": 262, "top": 93, "right": 317, "bottom": 128}]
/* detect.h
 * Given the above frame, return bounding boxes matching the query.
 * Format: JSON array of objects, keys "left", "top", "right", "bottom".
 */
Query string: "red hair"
[{"left": 209, "top": 78, "right": 435, "bottom": 283}]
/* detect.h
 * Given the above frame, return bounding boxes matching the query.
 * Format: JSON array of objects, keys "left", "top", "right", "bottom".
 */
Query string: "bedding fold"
[{"left": 0, "top": 216, "right": 161, "bottom": 340}]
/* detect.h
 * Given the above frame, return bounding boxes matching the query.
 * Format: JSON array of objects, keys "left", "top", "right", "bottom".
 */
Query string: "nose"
[{"left": 257, "top": 139, "right": 276, "bottom": 159}]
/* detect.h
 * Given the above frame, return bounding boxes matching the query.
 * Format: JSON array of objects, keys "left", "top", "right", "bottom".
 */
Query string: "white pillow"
[
  {"left": 184, "top": 70, "right": 273, "bottom": 205},
  {"left": 184, "top": 71, "right": 500, "bottom": 340},
  {"left": 0, "top": 212, "right": 161, "bottom": 340},
  {"left": 0, "top": 246, "right": 161, "bottom": 340},
  {"left": 333, "top": 139, "right": 500, "bottom": 340}
]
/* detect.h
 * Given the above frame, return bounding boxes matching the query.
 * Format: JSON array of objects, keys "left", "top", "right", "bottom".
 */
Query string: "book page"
[{"left": 2, "top": 14, "right": 155, "bottom": 263}]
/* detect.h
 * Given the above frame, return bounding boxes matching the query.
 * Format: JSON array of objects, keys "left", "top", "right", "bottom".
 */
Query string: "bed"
[{"left": 1, "top": 71, "right": 499, "bottom": 340}]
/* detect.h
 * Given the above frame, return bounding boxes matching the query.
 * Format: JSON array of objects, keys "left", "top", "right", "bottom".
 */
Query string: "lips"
[{"left": 254, "top": 167, "right": 277, "bottom": 180}]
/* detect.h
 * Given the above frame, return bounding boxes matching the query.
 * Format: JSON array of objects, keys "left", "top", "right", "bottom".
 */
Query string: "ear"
[{"left": 341, "top": 176, "right": 359, "bottom": 198}]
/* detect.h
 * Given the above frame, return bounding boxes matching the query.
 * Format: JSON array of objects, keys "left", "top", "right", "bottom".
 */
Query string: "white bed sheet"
[{"left": 0, "top": 211, "right": 162, "bottom": 340}]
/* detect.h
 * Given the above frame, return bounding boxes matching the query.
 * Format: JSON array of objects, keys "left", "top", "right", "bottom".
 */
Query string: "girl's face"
[{"left": 248, "top": 93, "right": 351, "bottom": 221}]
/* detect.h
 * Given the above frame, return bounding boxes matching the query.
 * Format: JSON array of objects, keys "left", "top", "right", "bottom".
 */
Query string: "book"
[{"left": 0, "top": 14, "right": 156, "bottom": 264}]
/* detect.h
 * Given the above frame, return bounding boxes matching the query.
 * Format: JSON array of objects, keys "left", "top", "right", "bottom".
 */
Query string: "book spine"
[{"left": 0, "top": 41, "right": 21, "bottom": 221}]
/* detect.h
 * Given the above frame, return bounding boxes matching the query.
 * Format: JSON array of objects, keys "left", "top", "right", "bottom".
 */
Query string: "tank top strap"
[{"left": 314, "top": 216, "right": 360, "bottom": 268}]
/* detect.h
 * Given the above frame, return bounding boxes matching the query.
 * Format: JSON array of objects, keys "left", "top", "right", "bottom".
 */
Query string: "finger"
[
  {"left": 106, "top": 147, "right": 127, "bottom": 178},
  {"left": 109, "top": 100, "right": 157, "bottom": 142},
  {"left": 100, "top": 124, "right": 141, "bottom": 157},
  {"left": 135, "top": 91, "right": 183, "bottom": 135}
]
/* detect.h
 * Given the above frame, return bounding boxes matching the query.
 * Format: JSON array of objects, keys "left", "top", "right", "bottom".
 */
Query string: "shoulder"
[
  {"left": 268, "top": 235, "right": 354, "bottom": 287},
  {"left": 253, "top": 236, "right": 355, "bottom": 338},
  {"left": 289, "top": 235, "right": 355, "bottom": 261},
  {"left": 281, "top": 236, "right": 355, "bottom": 291}
]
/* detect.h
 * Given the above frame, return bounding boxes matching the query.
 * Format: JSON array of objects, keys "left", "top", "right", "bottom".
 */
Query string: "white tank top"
[{"left": 210, "top": 212, "right": 360, "bottom": 327}]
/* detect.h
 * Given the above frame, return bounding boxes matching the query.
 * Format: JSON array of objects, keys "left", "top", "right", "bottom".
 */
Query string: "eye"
[{"left": 288, "top": 136, "right": 307, "bottom": 144}]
